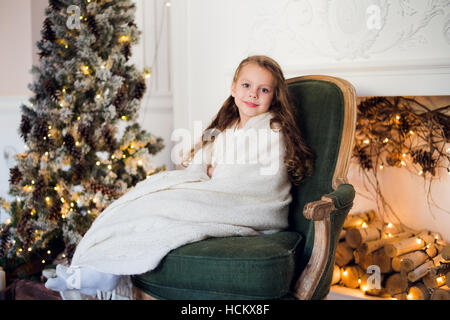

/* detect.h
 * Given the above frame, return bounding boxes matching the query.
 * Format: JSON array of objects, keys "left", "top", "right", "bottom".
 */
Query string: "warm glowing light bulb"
[
  {"left": 383, "top": 138, "right": 389, "bottom": 143},
  {"left": 81, "top": 65, "right": 90, "bottom": 75},
  {"left": 107, "top": 164, "right": 112, "bottom": 170},
  {"left": 387, "top": 222, "right": 393, "bottom": 228},
  {"left": 363, "top": 139, "right": 370, "bottom": 144},
  {"left": 362, "top": 222, "right": 368, "bottom": 228},
  {"left": 416, "top": 238, "right": 422, "bottom": 244},
  {"left": 121, "top": 115, "right": 127, "bottom": 120},
  {"left": 418, "top": 170, "right": 423, "bottom": 175},
  {"left": 96, "top": 161, "right": 101, "bottom": 166},
  {"left": 118, "top": 35, "right": 130, "bottom": 43},
  {"left": 342, "top": 270, "right": 348, "bottom": 276}
]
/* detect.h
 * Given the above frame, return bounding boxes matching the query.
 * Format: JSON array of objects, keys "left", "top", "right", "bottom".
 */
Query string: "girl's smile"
[{"left": 244, "top": 101, "right": 258, "bottom": 108}]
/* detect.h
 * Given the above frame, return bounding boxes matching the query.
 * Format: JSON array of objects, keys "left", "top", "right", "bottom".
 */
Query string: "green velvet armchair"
[{"left": 131, "top": 75, "right": 357, "bottom": 300}]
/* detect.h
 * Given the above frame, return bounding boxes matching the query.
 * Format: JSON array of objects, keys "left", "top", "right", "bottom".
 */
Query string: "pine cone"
[
  {"left": 43, "top": 78, "right": 58, "bottom": 102},
  {"left": 48, "top": 201, "right": 62, "bottom": 221},
  {"left": 133, "top": 79, "right": 146, "bottom": 100},
  {"left": 0, "top": 225, "right": 11, "bottom": 257},
  {"left": 33, "top": 118, "right": 49, "bottom": 140},
  {"left": 86, "top": 15, "right": 100, "bottom": 38},
  {"left": 113, "top": 85, "right": 128, "bottom": 114},
  {"left": 16, "top": 209, "right": 32, "bottom": 235},
  {"left": 434, "top": 112, "right": 450, "bottom": 142},
  {"left": 353, "top": 145, "right": 373, "bottom": 170},
  {"left": 411, "top": 149, "right": 436, "bottom": 175},
  {"left": 20, "top": 115, "right": 32, "bottom": 142},
  {"left": 9, "top": 166, "right": 22, "bottom": 185},
  {"left": 78, "top": 124, "right": 95, "bottom": 148},
  {"left": 32, "top": 176, "right": 46, "bottom": 202},
  {"left": 358, "top": 97, "right": 385, "bottom": 119},
  {"left": 48, "top": 0, "right": 64, "bottom": 11},
  {"left": 87, "top": 180, "right": 119, "bottom": 198},
  {"left": 386, "top": 153, "right": 402, "bottom": 167},
  {"left": 43, "top": 18, "right": 56, "bottom": 43},
  {"left": 22, "top": 225, "right": 35, "bottom": 249},
  {"left": 63, "top": 134, "right": 82, "bottom": 161},
  {"left": 121, "top": 43, "right": 131, "bottom": 61},
  {"left": 101, "top": 125, "right": 117, "bottom": 153},
  {"left": 72, "top": 161, "right": 87, "bottom": 184}
]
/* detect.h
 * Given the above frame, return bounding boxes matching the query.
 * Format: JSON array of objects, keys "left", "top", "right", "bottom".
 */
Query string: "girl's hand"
[{"left": 207, "top": 164, "right": 216, "bottom": 178}]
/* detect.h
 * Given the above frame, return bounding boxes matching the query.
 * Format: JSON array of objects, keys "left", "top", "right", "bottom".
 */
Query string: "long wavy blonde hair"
[{"left": 182, "top": 55, "right": 314, "bottom": 185}]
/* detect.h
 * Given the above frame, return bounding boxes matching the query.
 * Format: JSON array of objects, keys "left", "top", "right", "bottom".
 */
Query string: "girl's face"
[{"left": 231, "top": 63, "right": 275, "bottom": 128}]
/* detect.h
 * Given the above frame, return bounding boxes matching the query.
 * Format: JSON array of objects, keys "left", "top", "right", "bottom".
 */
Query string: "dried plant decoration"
[{"left": 353, "top": 96, "right": 450, "bottom": 224}]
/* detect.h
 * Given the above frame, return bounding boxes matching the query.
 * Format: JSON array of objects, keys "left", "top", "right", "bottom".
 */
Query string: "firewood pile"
[{"left": 332, "top": 210, "right": 450, "bottom": 300}]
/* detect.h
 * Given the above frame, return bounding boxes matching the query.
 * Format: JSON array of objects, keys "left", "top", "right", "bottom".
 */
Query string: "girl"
[{"left": 45, "top": 55, "right": 314, "bottom": 296}]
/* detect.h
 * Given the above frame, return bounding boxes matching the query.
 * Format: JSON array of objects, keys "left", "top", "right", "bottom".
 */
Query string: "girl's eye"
[
  {"left": 261, "top": 88, "right": 270, "bottom": 93},
  {"left": 242, "top": 83, "right": 250, "bottom": 88}
]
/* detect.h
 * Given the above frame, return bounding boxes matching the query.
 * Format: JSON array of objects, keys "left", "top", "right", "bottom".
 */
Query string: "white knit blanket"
[{"left": 70, "top": 112, "right": 292, "bottom": 275}]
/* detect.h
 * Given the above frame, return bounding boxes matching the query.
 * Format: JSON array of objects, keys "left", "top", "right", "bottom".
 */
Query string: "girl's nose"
[{"left": 249, "top": 90, "right": 257, "bottom": 98}]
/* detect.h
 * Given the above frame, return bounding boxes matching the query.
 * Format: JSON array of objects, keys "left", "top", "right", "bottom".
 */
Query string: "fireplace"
[{"left": 329, "top": 95, "right": 450, "bottom": 300}]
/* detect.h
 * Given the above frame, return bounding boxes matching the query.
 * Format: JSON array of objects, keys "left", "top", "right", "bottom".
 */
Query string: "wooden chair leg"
[
  {"left": 132, "top": 286, "right": 159, "bottom": 300},
  {"left": 293, "top": 217, "right": 331, "bottom": 300}
]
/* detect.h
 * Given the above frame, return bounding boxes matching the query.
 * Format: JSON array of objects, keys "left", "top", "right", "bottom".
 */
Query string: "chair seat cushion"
[{"left": 131, "top": 231, "right": 303, "bottom": 300}]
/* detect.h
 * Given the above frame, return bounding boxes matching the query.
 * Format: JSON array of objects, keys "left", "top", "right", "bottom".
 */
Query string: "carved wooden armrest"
[
  {"left": 293, "top": 196, "right": 336, "bottom": 300},
  {"left": 303, "top": 196, "right": 336, "bottom": 221}
]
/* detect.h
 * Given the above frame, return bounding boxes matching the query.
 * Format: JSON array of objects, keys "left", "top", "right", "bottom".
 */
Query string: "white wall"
[
  {"left": 169, "top": 0, "right": 450, "bottom": 240},
  {"left": 0, "top": 0, "right": 33, "bottom": 96}
]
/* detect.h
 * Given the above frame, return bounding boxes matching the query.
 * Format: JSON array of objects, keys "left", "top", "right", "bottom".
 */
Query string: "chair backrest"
[{"left": 286, "top": 75, "right": 356, "bottom": 265}]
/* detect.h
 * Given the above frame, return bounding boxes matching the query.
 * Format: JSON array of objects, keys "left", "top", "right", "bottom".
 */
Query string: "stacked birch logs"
[{"left": 331, "top": 210, "right": 450, "bottom": 300}]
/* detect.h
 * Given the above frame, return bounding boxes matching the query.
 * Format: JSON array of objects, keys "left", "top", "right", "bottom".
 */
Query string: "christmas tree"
[{"left": 0, "top": 0, "right": 166, "bottom": 281}]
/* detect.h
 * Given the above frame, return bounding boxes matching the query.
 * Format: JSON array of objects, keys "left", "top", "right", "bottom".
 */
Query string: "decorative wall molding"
[{"left": 245, "top": 0, "right": 450, "bottom": 62}]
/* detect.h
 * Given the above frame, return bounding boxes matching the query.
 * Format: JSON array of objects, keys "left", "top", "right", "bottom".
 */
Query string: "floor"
[{"left": 326, "top": 285, "right": 389, "bottom": 300}]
